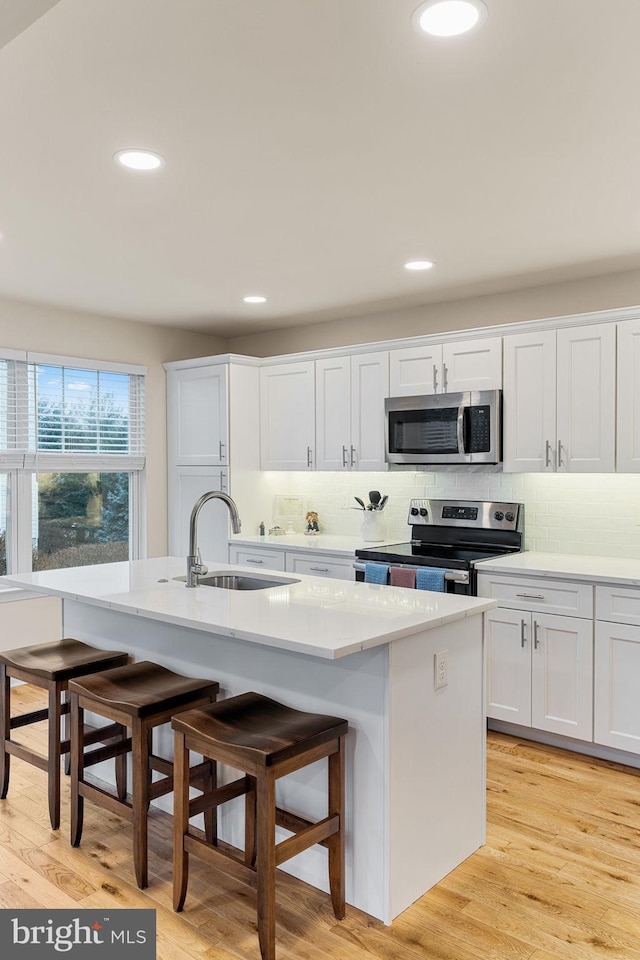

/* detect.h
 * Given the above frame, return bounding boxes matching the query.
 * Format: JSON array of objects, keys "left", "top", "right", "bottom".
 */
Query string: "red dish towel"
[{"left": 390, "top": 566, "right": 416, "bottom": 589}]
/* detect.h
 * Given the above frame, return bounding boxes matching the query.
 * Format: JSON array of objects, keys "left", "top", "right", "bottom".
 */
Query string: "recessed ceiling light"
[
  {"left": 412, "top": 0, "right": 487, "bottom": 37},
  {"left": 114, "top": 149, "right": 165, "bottom": 171},
  {"left": 243, "top": 296, "right": 267, "bottom": 304},
  {"left": 404, "top": 260, "right": 435, "bottom": 271}
]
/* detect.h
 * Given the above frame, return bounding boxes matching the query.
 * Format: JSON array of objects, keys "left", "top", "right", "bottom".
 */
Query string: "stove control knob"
[
  {"left": 419, "top": 508, "right": 428, "bottom": 517},
  {"left": 505, "top": 511, "right": 515, "bottom": 522},
  {"left": 494, "top": 511, "right": 504, "bottom": 521},
  {"left": 410, "top": 507, "right": 419, "bottom": 516}
]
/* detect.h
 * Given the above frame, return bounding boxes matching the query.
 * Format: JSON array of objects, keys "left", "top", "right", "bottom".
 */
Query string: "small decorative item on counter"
[
  {"left": 305, "top": 511, "right": 320, "bottom": 535},
  {"left": 259, "top": 521, "right": 265, "bottom": 536},
  {"left": 268, "top": 525, "right": 286, "bottom": 535}
]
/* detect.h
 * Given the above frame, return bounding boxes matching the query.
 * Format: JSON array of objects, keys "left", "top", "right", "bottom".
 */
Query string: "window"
[{"left": 0, "top": 352, "right": 145, "bottom": 575}]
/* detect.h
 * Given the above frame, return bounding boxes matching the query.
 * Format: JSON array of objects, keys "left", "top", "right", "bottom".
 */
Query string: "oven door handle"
[{"left": 353, "top": 562, "right": 469, "bottom": 584}]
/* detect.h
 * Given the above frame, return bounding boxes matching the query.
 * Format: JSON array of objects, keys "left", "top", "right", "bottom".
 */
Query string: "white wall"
[{"left": 0, "top": 296, "right": 225, "bottom": 558}]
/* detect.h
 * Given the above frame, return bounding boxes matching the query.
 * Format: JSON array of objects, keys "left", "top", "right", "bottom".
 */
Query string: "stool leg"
[
  {"left": 204, "top": 758, "right": 217, "bottom": 846},
  {"left": 256, "top": 770, "right": 277, "bottom": 960},
  {"left": 63, "top": 689, "right": 71, "bottom": 776},
  {"left": 47, "top": 687, "right": 62, "bottom": 830},
  {"left": 173, "top": 730, "right": 190, "bottom": 912},
  {"left": 245, "top": 774, "right": 257, "bottom": 867},
  {"left": 328, "top": 737, "right": 346, "bottom": 920},
  {"left": 115, "top": 724, "right": 128, "bottom": 802},
  {"left": 70, "top": 694, "right": 84, "bottom": 847},
  {"left": 0, "top": 665, "right": 9, "bottom": 799},
  {"left": 132, "top": 718, "right": 149, "bottom": 889}
]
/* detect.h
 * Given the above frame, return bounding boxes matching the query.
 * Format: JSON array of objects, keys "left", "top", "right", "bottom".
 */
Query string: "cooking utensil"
[
  {"left": 354, "top": 497, "right": 366, "bottom": 510},
  {"left": 369, "top": 491, "right": 381, "bottom": 509},
  {"left": 378, "top": 495, "right": 388, "bottom": 511}
]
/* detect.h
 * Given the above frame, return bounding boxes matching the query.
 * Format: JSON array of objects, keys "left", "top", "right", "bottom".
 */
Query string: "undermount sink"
[{"left": 173, "top": 572, "right": 300, "bottom": 591}]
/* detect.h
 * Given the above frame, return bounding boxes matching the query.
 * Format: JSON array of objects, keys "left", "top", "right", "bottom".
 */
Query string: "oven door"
[{"left": 353, "top": 562, "right": 471, "bottom": 594}]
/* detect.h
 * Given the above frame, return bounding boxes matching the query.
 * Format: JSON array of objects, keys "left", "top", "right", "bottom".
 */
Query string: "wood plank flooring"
[{"left": 2, "top": 684, "right": 640, "bottom": 960}]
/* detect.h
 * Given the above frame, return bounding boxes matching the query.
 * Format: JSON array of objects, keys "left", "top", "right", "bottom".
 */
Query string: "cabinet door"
[
  {"left": 260, "top": 362, "right": 315, "bottom": 470},
  {"left": 531, "top": 613, "right": 593, "bottom": 741},
  {"left": 168, "top": 466, "right": 229, "bottom": 564},
  {"left": 167, "top": 365, "right": 228, "bottom": 466},
  {"left": 616, "top": 318, "right": 640, "bottom": 471},
  {"left": 502, "top": 331, "right": 556, "bottom": 472},
  {"left": 594, "top": 620, "right": 640, "bottom": 754},
  {"left": 485, "top": 608, "right": 532, "bottom": 725},
  {"left": 315, "top": 357, "right": 351, "bottom": 471},
  {"left": 442, "top": 337, "right": 503, "bottom": 392},
  {"left": 285, "top": 552, "right": 355, "bottom": 580},
  {"left": 350, "top": 352, "right": 389, "bottom": 471},
  {"left": 388, "top": 344, "right": 442, "bottom": 397},
  {"left": 556, "top": 323, "right": 616, "bottom": 473}
]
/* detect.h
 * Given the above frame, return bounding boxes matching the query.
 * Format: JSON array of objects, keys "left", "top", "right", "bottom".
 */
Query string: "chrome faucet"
[{"left": 186, "top": 491, "right": 241, "bottom": 587}]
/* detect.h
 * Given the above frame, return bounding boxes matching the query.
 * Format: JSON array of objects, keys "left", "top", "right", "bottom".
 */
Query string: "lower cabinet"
[
  {"left": 284, "top": 552, "right": 354, "bottom": 581},
  {"left": 168, "top": 466, "right": 230, "bottom": 564},
  {"left": 594, "top": 582, "right": 640, "bottom": 754},
  {"left": 228, "top": 545, "right": 286, "bottom": 571},
  {"left": 485, "top": 607, "right": 593, "bottom": 741}
]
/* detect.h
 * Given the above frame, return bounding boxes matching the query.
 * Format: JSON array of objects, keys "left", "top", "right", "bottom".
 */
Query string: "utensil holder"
[{"left": 361, "top": 510, "right": 386, "bottom": 542}]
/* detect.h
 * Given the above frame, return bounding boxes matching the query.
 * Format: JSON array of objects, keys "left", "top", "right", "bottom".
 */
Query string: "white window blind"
[{"left": 0, "top": 359, "right": 145, "bottom": 470}]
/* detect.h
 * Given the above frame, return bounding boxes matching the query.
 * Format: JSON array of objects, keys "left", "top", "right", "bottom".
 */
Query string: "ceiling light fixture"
[
  {"left": 243, "top": 296, "right": 267, "bottom": 304},
  {"left": 114, "top": 149, "right": 165, "bottom": 171},
  {"left": 404, "top": 260, "right": 435, "bottom": 271},
  {"left": 412, "top": 0, "right": 487, "bottom": 37}
]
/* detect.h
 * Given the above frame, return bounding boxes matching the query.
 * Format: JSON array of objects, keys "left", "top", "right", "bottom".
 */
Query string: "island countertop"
[{"left": 1, "top": 557, "right": 496, "bottom": 660}]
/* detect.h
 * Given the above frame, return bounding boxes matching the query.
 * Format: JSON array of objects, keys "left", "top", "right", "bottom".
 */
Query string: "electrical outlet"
[{"left": 434, "top": 650, "right": 448, "bottom": 690}]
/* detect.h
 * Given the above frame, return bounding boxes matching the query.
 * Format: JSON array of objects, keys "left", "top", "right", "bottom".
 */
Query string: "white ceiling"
[{"left": 1, "top": 0, "right": 640, "bottom": 337}]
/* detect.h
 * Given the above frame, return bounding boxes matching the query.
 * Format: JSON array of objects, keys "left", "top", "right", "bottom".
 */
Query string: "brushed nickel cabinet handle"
[
  {"left": 342, "top": 445, "right": 349, "bottom": 467},
  {"left": 516, "top": 593, "right": 545, "bottom": 600},
  {"left": 545, "top": 440, "right": 552, "bottom": 468},
  {"left": 520, "top": 619, "right": 527, "bottom": 648},
  {"left": 433, "top": 363, "right": 438, "bottom": 392},
  {"left": 307, "top": 446, "right": 313, "bottom": 467},
  {"left": 310, "top": 566, "right": 330, "bottom": 573},
  {"left": 350, "top": 445, "right": 357, "bottom": 467},
  {"left": 533, "top": 620, "right": 540, "bottom": 649},
  {"left": 246, "top": 558, "right": 264, "bottom": 564},
  {"left": 442, "top": 363, "right": 448, "bottom": 392},
  {"left": 557, "top": 440, "right": 563, "bottom": 468}
]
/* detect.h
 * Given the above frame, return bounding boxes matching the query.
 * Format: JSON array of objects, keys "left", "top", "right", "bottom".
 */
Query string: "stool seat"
[
  {"left": 70, "top": 660, "right": 219, "bottom": 889},
  {"left": 0, "top": 638, "right": 129, "bottom": 682},
  {"left": 173, "top": 692, "right": 349, "bottom": 767},
  {"left": 172, "top": 692, "right": 348, "bottom": 960},
  {"left": 0, "top": 638, "right": 129, "bottom": 830},
  {"left": 69, "top": 660, "right": 218, "bottom": 719}
]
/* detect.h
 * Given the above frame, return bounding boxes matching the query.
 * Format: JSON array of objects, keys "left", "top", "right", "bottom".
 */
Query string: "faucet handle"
[{"left": 195, "top": 548, "right": 208, "bottom": 578}]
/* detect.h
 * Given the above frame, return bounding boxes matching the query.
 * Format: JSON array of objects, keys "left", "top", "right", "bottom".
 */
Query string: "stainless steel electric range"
[{"left": 355, "top": 498, "right": 523, "bottom": 595}]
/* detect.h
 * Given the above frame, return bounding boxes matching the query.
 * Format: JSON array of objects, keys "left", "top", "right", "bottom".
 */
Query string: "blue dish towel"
[
  {"left": 364, "top": 562, "right": 390, "bottom": 584},
  {"left": 415, "top": 566, "right": 446, "bottom": 592}
]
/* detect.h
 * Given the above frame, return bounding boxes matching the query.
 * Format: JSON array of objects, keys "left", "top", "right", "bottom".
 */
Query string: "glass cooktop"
[{"left": 355, "top": 541, "right": 515, "bottom": 569}]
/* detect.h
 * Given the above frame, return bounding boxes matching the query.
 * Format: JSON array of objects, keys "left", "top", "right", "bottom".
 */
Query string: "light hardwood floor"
[{"left": 2, "top": 684, "right": 640, "bottom": 960}]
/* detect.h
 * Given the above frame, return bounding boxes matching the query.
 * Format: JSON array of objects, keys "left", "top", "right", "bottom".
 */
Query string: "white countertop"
[
  {"left": 229, "top": 533, "right": 403, "bottom": 556},
  {"left": 1, "top": 557, "right": 495, "bottom": 660},
  {"left": 477, "top": 551, "right": 640, "bottom": 587}
]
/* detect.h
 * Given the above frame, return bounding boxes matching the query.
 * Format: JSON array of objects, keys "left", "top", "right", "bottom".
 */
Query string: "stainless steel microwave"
[{"left": 385, "top": 390, "right": 502, "bottom": 465}]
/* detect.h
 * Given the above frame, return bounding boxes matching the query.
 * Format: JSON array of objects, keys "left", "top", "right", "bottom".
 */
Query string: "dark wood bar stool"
[
  {"left": 0, "top": 638, "right": 129, "bottom": 830},
  {"left": 172, "top": 691, "right": 349, "bottom": 960},
  {"left": 69, "top": 660, "right": 219, "bottom": 889}
]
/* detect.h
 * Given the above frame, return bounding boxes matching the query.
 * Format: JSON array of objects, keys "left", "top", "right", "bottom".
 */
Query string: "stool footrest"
[
  {"left": 184, "top": 832, "right": 257, "bottom": 888},
  {"left": 275, "top": 807, "right": 332, "bottom": 850},
  {"left": 84, "top": 738, "right": 132, "bottom": 769},
  {"left": 10, "top": 707, "right": 50, "bottom": 729},
  {"left": 6, "top": 739, "right": 48, "bottom": 772},
  {"left": 189, "top": 775, "right": 250, "bottom": 819},
  {"left": 275, "top": 814, "right": 339, "bottom": 867},
  {"left": 79, "top": 779, "right": 134, "bottom": 822}
]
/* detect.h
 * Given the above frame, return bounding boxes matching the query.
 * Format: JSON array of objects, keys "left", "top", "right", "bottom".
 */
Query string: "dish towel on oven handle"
[
  {"left": 415, "top": 566, "right": 446, "bottom": 592},
  {"left": 364, "top": 562, "right": 390, "bottom": 584},
  {"left": 389, "top": 566, "right": 416, "bottom": 588}
]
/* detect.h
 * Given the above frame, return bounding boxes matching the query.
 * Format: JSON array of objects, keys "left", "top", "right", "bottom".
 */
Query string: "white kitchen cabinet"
[
  {"left": 168, "top": 466, "right": 229, "bottom": 564},
  {"left": 388, "top": 337, "right": 502, "bottom": 397},
  {"left": 616, "top": 318, "right": 640, "bottom": 471},
  {"left": 260, "top": 361, "right": 315, "bottom": 470},
  {"left": 228, "top": 544, "right": 286, "bottom": 571},
  {"left": 167, "top": 364, "right": 228, "bottom": 467},
  {"left": 349, "top": 352, "right": 389, "bottom": 471},
  {"left": 480, "top": 572, "right": 594, "bottom": 742},
  {"left": 315, "top": 356, "right": 351, "bottom": 470},
  {"left": 594, "top": 618, "right": 640, "bottom": 755},
  {"left": 285, "top": 551, "right": 354, "bottom": 580},
  {"left": 503, "top": 323, "right": 616, "bottom": 473}
]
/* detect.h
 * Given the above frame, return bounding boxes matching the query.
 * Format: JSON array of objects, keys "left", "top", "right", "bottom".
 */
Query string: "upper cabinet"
[
  {"left": 260, "top": 361, "right": 316, "bottom": 470},
  {"left": 503, "top": 324, "right": 616, "bottom": 473},
  {"left": 316, "top": 352, "right": 389, "bottom": 471},
  {"left": 389, "top": 337, "right": 502, "bottom": 397},
  {"left": 616, "top": 318, "right": 640, "bottom": 472},
  {"left": 167, "top": 364, "right": 228, "bottom": 467}
]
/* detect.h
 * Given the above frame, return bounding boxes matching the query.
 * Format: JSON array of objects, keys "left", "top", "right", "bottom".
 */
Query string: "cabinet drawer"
[
  {"left": 228, "top": 546, "right": 286, "bottom": 571},
  {"left": 477, "top": 574, "right": 593, "bottom": 618},
  {"left": 285, "top": 553, "right": 354, "bottom": 581},
  {"left": 596, "top": 584, "right": 640, "bottom": 626}
]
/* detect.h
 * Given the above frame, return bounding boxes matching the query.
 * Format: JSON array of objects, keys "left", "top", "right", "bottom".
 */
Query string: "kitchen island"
[{"left": 2, "top": 557, "right": 495, "bottom": 924}]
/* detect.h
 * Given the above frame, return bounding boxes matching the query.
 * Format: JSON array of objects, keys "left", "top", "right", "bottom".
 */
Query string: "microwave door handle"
[{"left": 457, "top": 403, "right": 466, "bottom": 454}]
